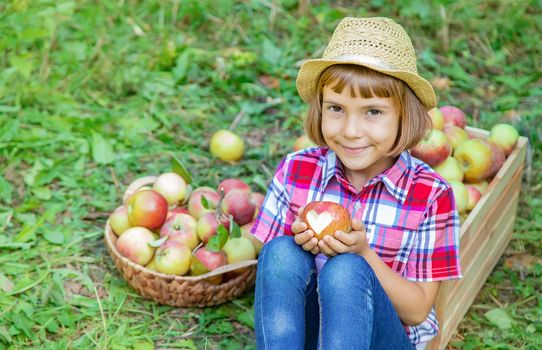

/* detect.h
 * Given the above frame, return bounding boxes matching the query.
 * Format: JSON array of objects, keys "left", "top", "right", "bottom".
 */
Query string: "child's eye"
[
  {"left": 328, "top": 105, "right": 343, "bottom": 113},
  {"left": 367, "top": 109, "right": 382, "bottom": 116}
]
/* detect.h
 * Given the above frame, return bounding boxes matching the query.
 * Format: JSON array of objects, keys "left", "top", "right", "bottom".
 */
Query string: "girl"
[{"left": 251, "top": 17, "right": 461, "bottom": 349}]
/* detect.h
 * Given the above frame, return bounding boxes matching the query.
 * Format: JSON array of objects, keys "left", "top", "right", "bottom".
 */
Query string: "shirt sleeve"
[
  {"left": 406, "top": 186, "right": 462, "bottom": 282},
  {"left": 250, "top": 157, "right": 295, "bottom": 243}
]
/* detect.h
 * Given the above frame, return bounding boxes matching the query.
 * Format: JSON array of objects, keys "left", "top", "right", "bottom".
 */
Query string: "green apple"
[
  {"left": 155, "top": 240, "right": 191, "bottom": 275},
  {"left": 153, "top": 172, "right": 188, "bottom": 206},
  {"left": 443, "top": 124, "right": 469, "bottom": 150},
  {"left": 109, "top": 205, "right": 132, "bottom": 236},
  {"left": 210, "top": 129, "right": 245, "bottom": 162},
  {"left": 434, "top": 156, "right": 464, "bottom": 182},
  {"left": 449, "top": 180, "right": 469, "bottom": 214},
  {"left": 222, "top": 237, "right": 256, "bottom": 264},
  {"left": 429, "top": 107, "right": 444, "bottom": 130},
  {"left": 489, "top": 123, "right": 519, "bottom": 156}
]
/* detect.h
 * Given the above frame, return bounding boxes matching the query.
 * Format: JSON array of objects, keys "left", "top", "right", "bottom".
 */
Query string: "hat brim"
[{"left": 296, "top": 58, "right": 437, "bottom": 110}]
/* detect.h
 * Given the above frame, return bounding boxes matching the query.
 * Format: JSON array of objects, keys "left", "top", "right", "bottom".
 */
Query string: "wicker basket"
[{"left": 104, "top": 176, "right": 258, "bottom": 307}]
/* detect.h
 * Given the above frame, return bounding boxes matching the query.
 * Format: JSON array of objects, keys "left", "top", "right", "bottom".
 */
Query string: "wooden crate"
[{"left": 428, "top": 126, "right": 528, "bottom": 350}]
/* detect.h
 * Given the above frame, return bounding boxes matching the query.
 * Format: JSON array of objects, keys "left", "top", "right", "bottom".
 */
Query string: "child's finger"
[
  {"left": 291, "top": 218, "right": 308, "bottom": 234},
  {"left": 294, "top": 230, "right": 312, "bottom": 245},
  {"left": 297, "top": 205, "right": 305, "bottom": 218},
  {"left": 323, "top": 234, "right": 348, "bottom": 254},
  {"left": 318, "top": 239, "right": 337, "bottom": 256},
  {"left": 302, "top": 237, "right": 319, "bottom": 252}
]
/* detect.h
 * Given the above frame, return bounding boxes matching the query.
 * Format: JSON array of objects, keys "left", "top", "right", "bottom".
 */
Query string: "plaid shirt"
[{"left": 251, "top": 147, "right": 462, "bottom": 345}]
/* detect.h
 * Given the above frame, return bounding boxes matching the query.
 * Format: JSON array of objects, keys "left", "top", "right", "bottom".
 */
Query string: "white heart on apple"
[{"left": 305, "top": 210, "right": 333, "bottom": 235}]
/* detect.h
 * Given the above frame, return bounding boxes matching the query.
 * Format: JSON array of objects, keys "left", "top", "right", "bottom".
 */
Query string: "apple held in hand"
[
  {"left": 222, "top": 237, "right": 256, "bottom": 264},
  {"left": 440, "top": 105, "right": 467, "bottom": 128},
  {"left": 489, "top": 123, "right": 519, "bottom": 156},
  {"left": 116, "top": 227, "right": 156, "bottom": 265},
  {"left": 410, "top": 129, "right": 452, "bottom": 167},
  {"left": 127, "top": 189, "right": 168, "bottom": 230},
  {"left": 210, "top": 129, "right": 245, "bottom": 162},
  {"left": 153, "top": 172, "right": 188, "bottom": 206},
  {"left": 155, "top": 240, "right": 192, "bottom": 275},
  {"left": 301, "top": 201, "right": 351, "bottom": 240},
  {"left": 109, "top": 206, "right": 132, "bottom": 236},
  {"left": 160, "top": 213, "right": 200, "bottom": 250}
]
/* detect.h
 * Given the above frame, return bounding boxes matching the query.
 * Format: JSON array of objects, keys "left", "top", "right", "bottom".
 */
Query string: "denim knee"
[
  {"left": 319, "top": 253, "right": 375, "bottom": 289},
  {"left": 258, "top": 236, "right": 315, "bottom": 279}
]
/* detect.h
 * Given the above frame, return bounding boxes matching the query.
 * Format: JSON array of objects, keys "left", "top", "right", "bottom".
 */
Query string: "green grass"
[{"left": 1, "top": 0, "right": 541, "bottom": 349}]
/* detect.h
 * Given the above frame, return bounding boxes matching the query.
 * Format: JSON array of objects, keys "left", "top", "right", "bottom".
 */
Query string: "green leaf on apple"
[
  {"left": 170, "top": 152, "right": 192, "bottom": 184},
  {"left": 200, "top": 195, "right": 210, "bottom": 209},
  {"left": 229, "top": 217, "right": 241, "bottom": 239},
  {"left": 207, "top": 225, "right": 229, "bottom": 252},
  {"left": 148, "top": 235, "right": 168, "bottom": 248}
]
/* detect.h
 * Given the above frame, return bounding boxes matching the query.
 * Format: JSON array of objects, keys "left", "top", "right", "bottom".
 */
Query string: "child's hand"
[
  {"left": 292, "top": 206, "right": 320, "bottom": 255},
  {"left": 318, "top": 219, "right": 368, "bottom": 257}
]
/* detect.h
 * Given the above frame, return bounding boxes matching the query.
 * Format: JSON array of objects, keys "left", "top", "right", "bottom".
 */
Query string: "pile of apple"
[
  {"left": 108, "top": 172, "right": 264, "bottom": 284},
  {"left": 411, "top": 105, "right": 520, "bottom": 221}
]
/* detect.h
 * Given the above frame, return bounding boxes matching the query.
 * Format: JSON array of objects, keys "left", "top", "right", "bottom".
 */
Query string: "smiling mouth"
[{"left": 342, "top": 145, "right": 370, "bottom": 154}]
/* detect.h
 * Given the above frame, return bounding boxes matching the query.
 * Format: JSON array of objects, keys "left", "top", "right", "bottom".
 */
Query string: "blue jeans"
[{"left": 254, "top": 236, "right": 414, "bottom": 350}]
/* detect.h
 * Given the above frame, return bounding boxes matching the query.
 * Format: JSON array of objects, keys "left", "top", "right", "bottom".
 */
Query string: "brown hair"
[{"left": 304, "top": 64, "right": 431, "bottom": 157}]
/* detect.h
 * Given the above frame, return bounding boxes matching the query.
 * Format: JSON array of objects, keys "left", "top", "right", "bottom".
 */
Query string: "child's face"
[{"left": 321, "top": 85, "right": 400, "bottom": 185}]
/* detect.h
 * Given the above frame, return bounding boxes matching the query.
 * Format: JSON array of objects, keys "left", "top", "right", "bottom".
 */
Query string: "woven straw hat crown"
[{"left": 296, "top": 17, "right": 436, "bottom": 109}]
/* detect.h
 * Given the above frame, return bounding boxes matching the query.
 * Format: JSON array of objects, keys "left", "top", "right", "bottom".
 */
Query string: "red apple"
[
  {"left": 468, "top": 180, "right": 489, "bottom": 195},
  {"left": 484, "top": 139, "right": 506, "bottom": 179},
  {"left": 196, "top": 212, "right": 230, "bottom": 244},
  {"left": 410, "top": 129, "right": 452, "bottom": 167},
  {"left": 187, "top": 186, "right": 220, "bottom": 219},
  {"left": 127, "top": 189, "right": 168, "bottom": 230},
  {"left": 250, "top": 192, "right": 265, "bottom": 219},
  {"left": 301, "top": 201, "right": 351, "bottom": 240},
  {"left": 190, "top": 247, "right": 227, "bottom": 284},
  {"left": 464, "top": 184, "right": 482, "bottom": 211},
  {"left": 440, "top": 105, "right": 467, "bottom": 128},
  {"left": 443, "top": 124, "right": 469, "bottom": 150},
  {"left": 210, "top": 129, "right": 245, "bottom": 162},
  {"left": 222, "top": 237, "right": 256, "bottom": 264},
  {"left": 240, "top": 220, "right": 263, "bottom": 255},
  {"left": 221, "top": 189, "right": 256, "bottom": 225},
  {"left": 489, "top": 123, "right": 519, "bottom": 156},
  {"left": 293, "top": 134, "right": 316, "bottom": 151},
  {"left": 116, "top": 227, "right": 156, "bottom": 265},
  {"left": 160, "top": 213, "right": 200, "bottom": 250},
  {"left": 166, "top": 206, "right": 190, "bottom": 219},
  {"left": 434, "top": 156, "right": 464, "bottom": 182},
  {"left": 429, "top": 107, "right": 445, "bottom": 130},
  {"left": 449, "top": 180, "right": 469, "bottom": 214},
  {"left": 453, "top": 138, "right": 493, "bottom": 182},
  {"left": 154, "top": 240, "right": 192, "bottom": 275},
  {"left": 152, "top": 172, "right": 188, "bottom": 206},
  {"left": 109, "top": 206, "right": 131, "bottom": 236},
  {"left": 217, "top": 178, "right": 251, "bottom": 195}
]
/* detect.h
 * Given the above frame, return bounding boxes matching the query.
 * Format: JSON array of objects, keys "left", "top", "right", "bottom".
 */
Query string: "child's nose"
[{"left": 343, "top": 115, "right": 363, "bottom": 138}]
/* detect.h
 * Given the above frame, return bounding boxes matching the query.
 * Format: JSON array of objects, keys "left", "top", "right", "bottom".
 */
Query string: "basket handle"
[{"left": 123, "top": 176, "right": 158, "bottom": 204}]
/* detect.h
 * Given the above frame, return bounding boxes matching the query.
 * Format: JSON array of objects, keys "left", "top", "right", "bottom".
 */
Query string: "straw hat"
[{"left": 296, "top": 17, "right": 436, "bottom": 109}]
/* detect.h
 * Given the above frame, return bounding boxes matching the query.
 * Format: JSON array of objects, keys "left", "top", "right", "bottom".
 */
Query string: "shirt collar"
[{"left": 321, "top": 149, "right": 414, "bottom": 204}]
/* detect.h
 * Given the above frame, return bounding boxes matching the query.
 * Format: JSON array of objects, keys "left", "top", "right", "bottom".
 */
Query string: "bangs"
[{"left": 318, "top": 64, "right": 402, "bottom": 101}]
